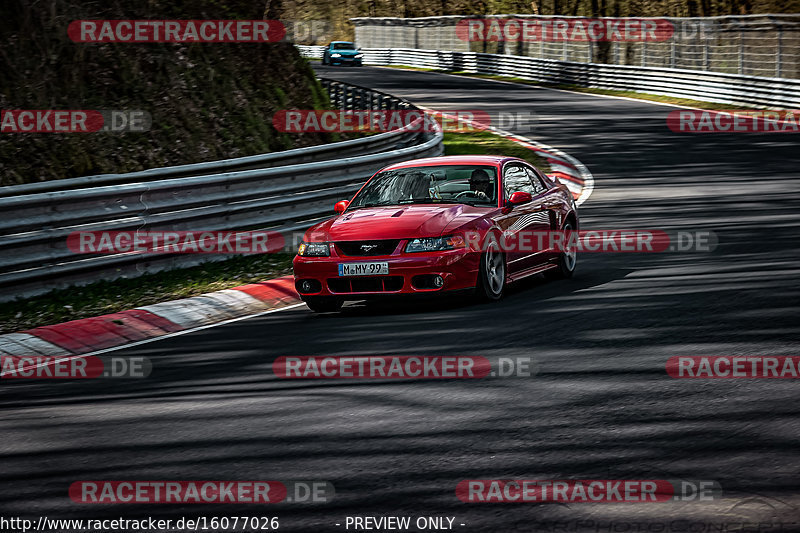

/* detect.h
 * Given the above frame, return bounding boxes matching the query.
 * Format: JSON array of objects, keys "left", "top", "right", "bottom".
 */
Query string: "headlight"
[
  {"left": 331, "top": 53, "right": 342, "bottom": 58},
  {"left": 405, "top": 235, "right": 465, "bottom": 253},
  {"left": 355, "top": 53, "right": 364, "bottom": 58},
  {"left": 297, "top": 241, "right": 330, "bottom": 257}
]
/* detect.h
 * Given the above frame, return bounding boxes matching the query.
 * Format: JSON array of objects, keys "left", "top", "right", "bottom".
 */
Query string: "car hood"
[
  {"left": 306, "top": 204, "right": 491, "bottom": 241},
  {"left": 332, "top": 49, "right": 360, "bottom": 56}
]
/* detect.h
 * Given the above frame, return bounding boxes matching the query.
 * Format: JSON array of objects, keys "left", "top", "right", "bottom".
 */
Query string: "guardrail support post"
[{"left": 776, "top": 26, "right": 783, "bottom": 77}]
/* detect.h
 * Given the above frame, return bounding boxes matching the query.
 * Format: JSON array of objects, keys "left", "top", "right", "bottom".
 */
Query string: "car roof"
[
  {"left": 380, "top": 155, "right": 524, "bottom": 171},
  {"left": 330, "top": 41, "right": 355, "bottom": 44}
]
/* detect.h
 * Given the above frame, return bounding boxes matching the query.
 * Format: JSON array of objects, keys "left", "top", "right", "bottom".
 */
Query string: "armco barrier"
[
  {"left": 0, "top": 79, "right": 443, "bottom": 302},
  {"left": 300, "top": 45, "right": 800, "bottom": 108}
]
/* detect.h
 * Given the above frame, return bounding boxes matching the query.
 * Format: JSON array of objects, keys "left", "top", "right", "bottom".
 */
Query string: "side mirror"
[
  {"left": 334, "top": 200, "right": 350, "bottom": 214},
  {"left": 508, "top": 191, "right": 532, "bottom": 207}
]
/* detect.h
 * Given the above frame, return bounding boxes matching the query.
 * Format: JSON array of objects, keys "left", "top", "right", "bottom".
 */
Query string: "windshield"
[
  {"left": 349, "top": 165, "right": 498, "bottom": 209},
  {"left": 332, "top": 42, "right": 356, "bottom": 50}
]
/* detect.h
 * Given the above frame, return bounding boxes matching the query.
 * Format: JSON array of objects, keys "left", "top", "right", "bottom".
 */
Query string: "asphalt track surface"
[{"left": 2, "top": 65, "right": 800, "bottom": 532}]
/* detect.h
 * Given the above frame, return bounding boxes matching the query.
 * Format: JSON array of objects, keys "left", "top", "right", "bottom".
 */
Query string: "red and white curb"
[
  {"left": 426, "top": 108, "right": 594, "bottom": 206},
  {"left": 0, "top": 277, "right": 300, "bottom": 358}
]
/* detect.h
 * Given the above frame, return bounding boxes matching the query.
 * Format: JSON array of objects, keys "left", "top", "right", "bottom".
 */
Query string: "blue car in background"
[{"left": 322, "top": 41, "right": 364, "bottom": 66}]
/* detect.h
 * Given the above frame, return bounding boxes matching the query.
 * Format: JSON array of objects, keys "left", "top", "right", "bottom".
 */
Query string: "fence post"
[
  {"left": 670, "top": 40, "right": 676, "bottom": 69},
  {"left": 776, "top": 25, "right": 783, "bottom": 77},
  {"left": 738, "top": 28, "right": 744, "bottom": 75},
  {"left": 641, "top": 42, "right": 647, "bottom": 67}
]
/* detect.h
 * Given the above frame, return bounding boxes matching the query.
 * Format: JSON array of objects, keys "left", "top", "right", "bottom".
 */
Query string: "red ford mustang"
[{"left": 293, "top": 155, "right": 579, "bottom": 312}]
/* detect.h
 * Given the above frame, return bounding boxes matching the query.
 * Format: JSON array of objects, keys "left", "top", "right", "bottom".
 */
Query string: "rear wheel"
[
  {"left": 476, "top": 237, "right": 506, "bottom": 301},
  {"left": 546, "top": 221, "right": 577, "bottom": 280},
  {"left": 304, "top": 297, "right": 343, "bottom": 313}
]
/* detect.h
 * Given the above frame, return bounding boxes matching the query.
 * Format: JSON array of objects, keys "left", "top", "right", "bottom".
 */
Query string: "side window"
[
  {"left": 503, "top": 164, "right": 534, "bottom": 199},
  {"left": 524, "top": 166, "right": 547, "bottom": 194}
]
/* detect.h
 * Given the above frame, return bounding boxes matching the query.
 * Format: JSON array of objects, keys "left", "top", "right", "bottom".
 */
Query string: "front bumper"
[
  {"left": 293, "top": 248, "right": 480, "bottom": 300},
  {"left": 330, "top": 57, "right": 362, "bottom": 66}
]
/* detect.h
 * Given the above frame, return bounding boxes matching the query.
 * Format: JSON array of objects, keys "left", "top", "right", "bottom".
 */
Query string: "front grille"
[
  {"left": 335, "top": 240, "right": 400, "bottom": 257},
  {"left": 327, "top": 276, "right": 404, "bottom": 293}
]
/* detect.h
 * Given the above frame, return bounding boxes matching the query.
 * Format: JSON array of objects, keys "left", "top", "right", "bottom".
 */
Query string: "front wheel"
[
  {"left": 546, "top": 221, "right": 577, "bottom": 280},
  {"left": 304, "top": 296, "right": 343, "bottom": 313},
  {"left": 476, "top": 237, "right": 506, "bottom": 301}
]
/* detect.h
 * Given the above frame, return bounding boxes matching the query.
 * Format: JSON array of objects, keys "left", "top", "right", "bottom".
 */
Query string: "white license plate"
[{"left": 338, "top": 262, "right": 389, "bottom": 276}]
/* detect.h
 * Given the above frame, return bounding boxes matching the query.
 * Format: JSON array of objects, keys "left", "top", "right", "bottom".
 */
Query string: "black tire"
[
  {"left": 475, "top": 236, "right": 506, "bottom": 301},
  {"left": 546, "top": 221, "right": 577, "bottom": 280},
  {"left": 304, "top": 297, "right": 343, "bottom": 313}
]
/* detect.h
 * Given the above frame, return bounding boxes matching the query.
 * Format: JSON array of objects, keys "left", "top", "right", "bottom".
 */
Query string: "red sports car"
[{"left": 292, "top": 155, "right": 578, "bottom": 312}]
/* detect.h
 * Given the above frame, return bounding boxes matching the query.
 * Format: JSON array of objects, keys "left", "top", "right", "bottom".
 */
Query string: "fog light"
[
  {"left": 301, "top": 281, "right": 314, "bottom": 293},
  {"left": 433, "top": 275, "right": 444, "bottom": 288}
]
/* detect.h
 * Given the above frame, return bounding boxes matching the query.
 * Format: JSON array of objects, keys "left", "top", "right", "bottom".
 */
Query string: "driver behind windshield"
[{"left": 469, "top": 169, "right": 493, "bottom": 200}]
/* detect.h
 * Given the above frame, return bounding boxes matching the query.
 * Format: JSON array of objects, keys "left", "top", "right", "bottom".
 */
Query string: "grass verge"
[
  {"left": 0, "top": 254, "right": 295, "bottom": 334},
  {"left": 443, "top": 129, "right": 551, "bottom": 171},
  {"left": 0, "top": 126, "right": 546, "bottom": 334}
]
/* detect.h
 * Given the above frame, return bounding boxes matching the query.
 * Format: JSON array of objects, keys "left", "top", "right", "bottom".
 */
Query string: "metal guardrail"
[
  {"left": 301, "top": 45, "right": 800, "bottom": 108},
  {"left": 0, "top": 79, "right": 443, "bottom": 302}
]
